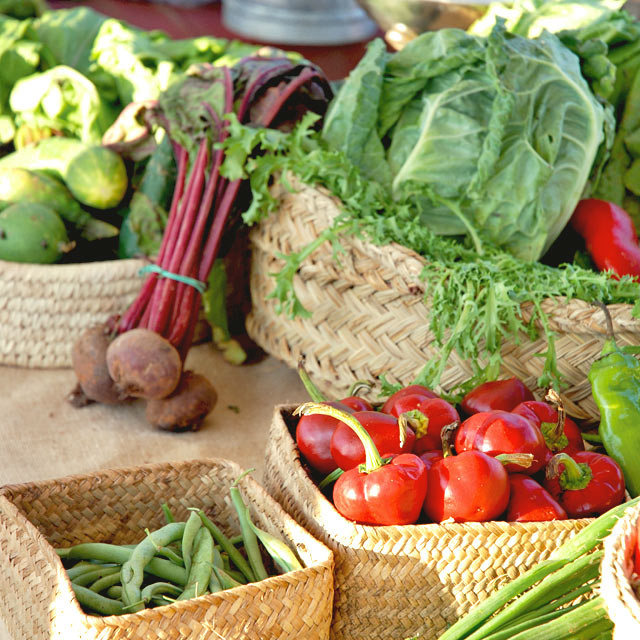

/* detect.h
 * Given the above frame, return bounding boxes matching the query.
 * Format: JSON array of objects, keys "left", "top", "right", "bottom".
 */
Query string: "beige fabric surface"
[{"left": 0, "top": 345, "right": 306, "bottom": 486}]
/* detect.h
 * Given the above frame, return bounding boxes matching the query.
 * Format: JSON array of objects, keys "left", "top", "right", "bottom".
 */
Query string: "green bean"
[
  {"left": 229, "top": 535, "right": 243, "bottom": 546},
  {"left": 121, "top": 521, "right": 186, "bottom": 612},
  {"left": 89, "top": 571, "right": 122, "bottom": 593},
  {"left": 178, "top": 527, "right": 214, "bottom": 601},
  {"left": 209, "top": 568, "right": 223, "bottom": 593},
  {"left": 181, "top": 511, "right": 202, "bottom": 576},
  {"left": 141, "top": 581, "right": 182, "bottom": 603},
  {"left": 161, "top": 502, "right": 175, "bottom": 524},
  {"left": 72, "top": 583, "right": 125, "bottom": 616},
  {"left": 56, "top": 548, "right": 71, "bottom": 559},
  {"left": 212, "top": 564, "right": 244, "bottom": 590},
  {"left": 197, "top": 510, "right": 255, "bottom": 583},
  {"left": 229, "top": 481, "right": 268, "bottom": 581},
  {"left": 245, "top": 520, "right": 303, "bottom": 573},
  {"left": 72, "top": 565, "right": 120, "bottom": 587},
  {"left": 64, "top": 542, "right": 187, "bottom": 586},
  {"left": 106, "top": 585, "right": 122, "bottom": 599},
  {"left": 481, "top": 604, "right": 582, "bottom": 640},
  {"left": 66, "top": 562, "right": 109, "bottom": 580}
]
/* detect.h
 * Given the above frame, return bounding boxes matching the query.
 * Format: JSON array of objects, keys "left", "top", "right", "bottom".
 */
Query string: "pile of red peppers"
[{"left": 294, "top": 375, "right": 627, "bottom": 527}]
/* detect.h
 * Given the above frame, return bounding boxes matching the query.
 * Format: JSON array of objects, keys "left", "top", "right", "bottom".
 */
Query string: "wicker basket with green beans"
[{"left": 56, "top": 474, "right": 303, "bottom": 616}]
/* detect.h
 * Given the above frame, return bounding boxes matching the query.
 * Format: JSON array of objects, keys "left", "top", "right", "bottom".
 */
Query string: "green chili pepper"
[{"left": 588, "top": 307, "right": 640, "bottom": 498}]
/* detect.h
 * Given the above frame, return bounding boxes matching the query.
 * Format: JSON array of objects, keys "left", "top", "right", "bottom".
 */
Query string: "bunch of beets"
[
  {"left": 69, "top": 57, "right": 333, "bottom": 431},
  {"left": 295, "top": 375, "right": 626, "bottom": 526}
]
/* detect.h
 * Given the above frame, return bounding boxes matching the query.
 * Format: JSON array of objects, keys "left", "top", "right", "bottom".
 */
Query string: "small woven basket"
[
  {"left": 247, "top": 177, "right": 640, "bottom": 422},
  {"left": 263, "top": 405, "right": 593, "bottom": 640},
  {"left": 0, "top": 457, "right": 334, "bottom": 640},
  {"left": 0, "top": 258, "right": 145, "bottom": 369},
  {"left": 601, "top": 500, "right": 640, "bottom": 639}
]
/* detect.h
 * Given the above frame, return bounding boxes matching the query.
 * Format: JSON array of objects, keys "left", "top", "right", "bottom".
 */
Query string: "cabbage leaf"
[{"left": 323, "top": 23, "right": 608, "bottom": 262}]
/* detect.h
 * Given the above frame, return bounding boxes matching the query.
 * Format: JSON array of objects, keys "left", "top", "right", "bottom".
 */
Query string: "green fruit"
[
  {"left": 0, "top": 202, "right": 70, "bottom": 264},
  {"left": 65, "top": 146, "right": 128, "bottom": 210}
]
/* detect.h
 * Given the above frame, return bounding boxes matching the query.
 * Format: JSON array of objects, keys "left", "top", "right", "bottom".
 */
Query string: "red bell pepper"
[
  {"left": 330, "top": 410, "right": 415, "bottom": 471},
  {"left": 543, "top": 451, "right": 626, "bottom": 518},
  {"left": 505, "top": 474, "right": 567, "bottom": 522},
  {"left": 460, "top": 377, "right": 534, "bottom": 416},
  {"left": 381, "top": 384, "right": 438, "bottom": 416},
  {"left": 295, "top": 401, "right": 355, "bottom": 475},
  {"left": 454, "top": 410, "right": 548, "bottom": 474},
  {"left": 512, "top": 389, "right": 584, "bottom": 464},
  {"left": 398, "top": 397, "right": 460, "bottom": 454},
  {"left": 294, "top": 402, "right": 428, "bottom": 525},
  {"left": 571, "top": 198, "right": 640, "bottom": 280}
]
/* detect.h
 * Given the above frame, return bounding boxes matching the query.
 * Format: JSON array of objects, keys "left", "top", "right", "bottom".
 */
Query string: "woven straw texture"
[
  {"left": 247, "top": 177, "right": 640, "bottom": 422},
  {"left": 0, "top": 457, "right": 334, "bottom": 640},
  {"left": 263, "top": 405, "right": 593, "bottom": 640},
  {"left": 601, "top": 500, "right": 640, "bottom": 639},
  {"left": 0, "top": 258, "right": 145, "bottom": 369}
]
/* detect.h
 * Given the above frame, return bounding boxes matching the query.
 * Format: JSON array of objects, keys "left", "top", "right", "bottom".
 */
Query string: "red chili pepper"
[
  {"left": 381, "top": 384, "right": 438, "bottom": 416},
  {"left": 399, "top": 397, "right": 460, "bottom": 454},
  {"left": 460, "top": 377, "right": 534, "bottom": 416},
  {"left": 295, "top": 402, "right": 428, "bottom": 525},
  {"left": 512, "top": 389, "right": 584, "bottom": 465},
  {"left": 330, "top": 410, "right": 415, "bottom": 471},
  {"left": 505, "top": 474, "right": 567, "bottom": 522},
  {"left": 423, "top": 450, "right": 511, "bottom": 523},
  {"left": 295, "top": 401, "right": 354, "bottom": 475},
  {"left": 454, "top": 410, "right": 548, "bottom": 474},
  {"left": 571, "top": 198, "right": 640, "bottom": 280},
  {"left": 543, "top": 451, "right": 626, "bottom": 518}
]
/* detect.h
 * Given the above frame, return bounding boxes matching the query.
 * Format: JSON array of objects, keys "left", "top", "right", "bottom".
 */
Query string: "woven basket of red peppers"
[{"left": 263, "top": 373, "right": 630, "bottom": 640}]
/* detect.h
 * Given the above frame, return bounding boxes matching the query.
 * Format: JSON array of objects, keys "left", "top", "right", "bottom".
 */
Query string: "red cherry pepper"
[
  {"left": 330, "top": 410, "right": 415, "bottom": 471},
  {"left": 512, "top": 389, "right": 584, "bottom": 464},
  {"left": 505, "top": 474, "right": 567, "bottom": 522},
  {"left": 296, "top": 401, "right": 355, "bottom": 475},
  {"left": 295, "top": 402, "right": 428, "bottom": 525},
  {"left": 400, "top": 397, "right": 460, "bottom": 454},
  {"left": 381, "top": 384, "right": 438, "bottom": 416},
  {"left": 543, "top": 451, "right": 626, "bottom": 518},
  {"left": 418, "top": 450, "right": 443, "bottom": 472},
  {"left": 571, "top": 198, "right": 640, "bottom": 280},
  {"left": 423, "top": 450, "right": 511, "bottom": 523},
  {"left": 460, "top": 377, "right": 534, "bottom": 416},
  {"left": 454, "top": 410, "right": 548, "bottom": 474}
]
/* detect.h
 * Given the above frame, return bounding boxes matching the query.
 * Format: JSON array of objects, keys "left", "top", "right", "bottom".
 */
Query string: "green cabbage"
[{"left": 323, "top": 23, "right": 608, "bottom": 261}]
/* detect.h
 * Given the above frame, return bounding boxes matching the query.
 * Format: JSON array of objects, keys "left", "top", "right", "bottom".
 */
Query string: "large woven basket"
[
  {"left": 0, "top": 258, "right": 145, "bottom": 369},
  {"left": 247, "top": 177, "right": 640, "bottom": 422},
  {"left": 601, "top": 500, "right": 640, "bottom": 639},
  {"left": 263, "top": 405, "right": 593, "bottom": 640},
  {"left": 0, "top": 457, "right": 334, "bottom": 640}
]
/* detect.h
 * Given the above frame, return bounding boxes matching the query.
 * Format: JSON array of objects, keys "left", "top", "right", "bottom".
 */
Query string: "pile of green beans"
[{"left": 57, "top": 483, "right": 303, "bottom": 616}]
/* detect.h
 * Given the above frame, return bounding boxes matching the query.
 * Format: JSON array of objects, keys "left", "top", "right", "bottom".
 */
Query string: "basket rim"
[
  {"left": 272, "top": 404, "right": 595, "bottom": 541},
  {"left": 1, "top": 456, "right": 334, "bottom": 624},
  {"left": 260, "top": 177, "right": 639, "bottom": 331},
  {"left": 0, "top": 257, "right": 146, "bottom": 275}
]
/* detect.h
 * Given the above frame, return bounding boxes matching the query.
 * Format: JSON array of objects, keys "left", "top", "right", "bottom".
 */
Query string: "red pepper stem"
[
  {"left": 400, "top": 410, "right": 428, "bottom": 440},
  {"left": 346, "top": 380, "right": 373, "bottom": 398},
  {"left": 544, "top": 388, "right": 567, "bottom": 444},
  {"left": 495, "top": 453, "right": 534, "bottom": 469},
  {"left": 294, "top": 402, "right": 385, "bottom": 472},
  {"left": 296, "top": 361, "right": 327, "bottom": 403},
  {"left": 440, "top": 422, "right": 459, "bottom": 458},
  {"left": 546, "top": 452, "right": 593, "bottom": 491}
]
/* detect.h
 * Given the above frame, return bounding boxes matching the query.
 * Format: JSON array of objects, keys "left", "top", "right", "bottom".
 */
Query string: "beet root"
[
  {"left": 71, "top": 325, "right": 122, "bottom": 405},
  {"left": 145, "top": 370, "right": 217, "bottom": 432},
  {"left": 106, "top": 328, "right": 182, "bottom": 400}
]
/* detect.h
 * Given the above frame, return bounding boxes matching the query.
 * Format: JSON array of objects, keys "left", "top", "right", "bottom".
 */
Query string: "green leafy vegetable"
[{"left": 323, "top": 24, "right": 607, "bottom": 262}]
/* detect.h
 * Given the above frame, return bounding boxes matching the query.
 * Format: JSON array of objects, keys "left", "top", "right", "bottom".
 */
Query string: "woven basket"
[
  {"left": 0, "top": 258, "right": 145, "bottom": 369},
  {"left": 0, "top": 457, "right": 334, "bottom": 640},
  {"left": 601, "top": 500, "right": 640, "bottom": 639},
  {"left": 263, "top": 405, "right": 593, "bottom": 640},
  {"left": 247, "top": 177, "right": 640, "bottom": 422}
]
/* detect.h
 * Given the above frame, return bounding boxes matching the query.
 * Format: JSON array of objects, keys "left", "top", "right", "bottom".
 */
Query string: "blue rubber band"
[{"left": 138, "top": 264, "right": 207, "bottom": 294}]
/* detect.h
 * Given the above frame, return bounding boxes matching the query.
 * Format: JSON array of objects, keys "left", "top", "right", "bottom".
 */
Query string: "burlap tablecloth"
[{"left": 0, "top": 345, "right": 307, "bottom": 487}]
